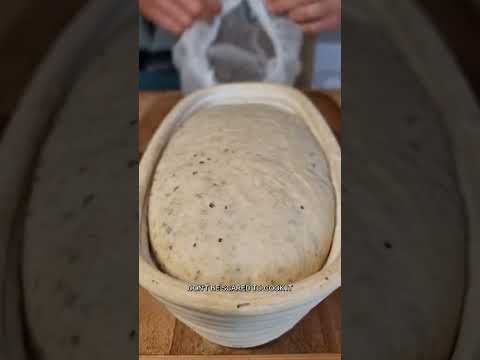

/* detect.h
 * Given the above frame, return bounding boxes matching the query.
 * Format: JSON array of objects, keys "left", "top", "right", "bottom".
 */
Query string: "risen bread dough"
[{"left": 149, "top": 104, "right": 335, "bottom": 284}]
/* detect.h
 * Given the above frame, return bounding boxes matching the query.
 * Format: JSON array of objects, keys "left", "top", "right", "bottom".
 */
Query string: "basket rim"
[{"left": 139, "top": 83, "right": 341, "bottom": 316}]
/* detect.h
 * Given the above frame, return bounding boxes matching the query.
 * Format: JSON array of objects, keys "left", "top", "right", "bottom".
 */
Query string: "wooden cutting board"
[{"left": 138, "top": 90, "right": 341, "bottom": 359}]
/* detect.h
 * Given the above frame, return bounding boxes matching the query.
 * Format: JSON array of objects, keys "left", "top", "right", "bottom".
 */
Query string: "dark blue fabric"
[{"left": 139, "top": 50, "right": 180, "bottom": 91}]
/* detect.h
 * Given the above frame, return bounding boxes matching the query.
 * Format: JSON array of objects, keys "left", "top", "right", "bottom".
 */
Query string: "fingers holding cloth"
[
  {"left": 140, "top": 0, "right": 341, "bottom": 36},
  {"left": 139, "top": 0, "right": 222, "bottom": 35},
  {"left": 267, "top": 0, "right": 341, "bottom": 34}
]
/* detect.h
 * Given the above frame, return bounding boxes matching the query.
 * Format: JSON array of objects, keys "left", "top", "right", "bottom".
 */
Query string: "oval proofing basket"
[{"left": 139, "top": 83, "right": 341, "bottom": 348}]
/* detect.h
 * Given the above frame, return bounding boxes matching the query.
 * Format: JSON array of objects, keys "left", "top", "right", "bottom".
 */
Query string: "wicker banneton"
[{"left": 139, "top": 83, "right": 341, "bottom": 347}]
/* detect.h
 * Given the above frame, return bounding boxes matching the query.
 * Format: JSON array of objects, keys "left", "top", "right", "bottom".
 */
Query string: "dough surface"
[{"left": 149, "top": 103, "right": 335, "bottom": 285}]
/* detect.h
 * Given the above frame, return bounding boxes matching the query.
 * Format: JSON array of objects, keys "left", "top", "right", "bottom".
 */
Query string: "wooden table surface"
[{"left": 139, "top": 90, "right": 341, "bottom": 359}]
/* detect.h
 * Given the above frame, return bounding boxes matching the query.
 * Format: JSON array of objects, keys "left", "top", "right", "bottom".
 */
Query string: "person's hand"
[
  {"left": 139, "top": 0, "right": 222, "bottom": 35},
  {"left": 266, "top": 0, "right": 341, "bottom": 34}
]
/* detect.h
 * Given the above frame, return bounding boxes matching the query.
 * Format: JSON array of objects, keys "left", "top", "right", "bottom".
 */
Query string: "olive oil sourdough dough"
[{"left": 149, "top": 104, "right": 335, "bottom": 285}]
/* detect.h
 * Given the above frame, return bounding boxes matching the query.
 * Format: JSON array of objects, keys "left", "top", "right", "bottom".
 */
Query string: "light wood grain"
[
  {"left": 139, "top": 90, "right": 341, "bottom": 356},
  {"left": 139, "top": 287, "right": 176, "bottom": 355},
  {"left": 140, "top": 354, "right": 341, "bottom": 360}
]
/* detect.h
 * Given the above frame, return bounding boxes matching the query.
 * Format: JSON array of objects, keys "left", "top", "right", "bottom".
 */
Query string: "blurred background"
[{"left": 0, "top": 1, "right": 86, "bottom": 134}]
